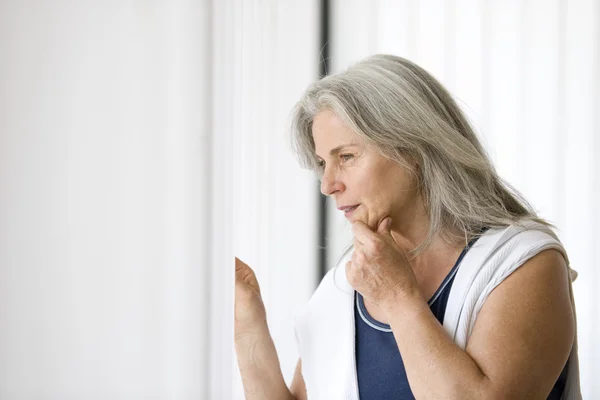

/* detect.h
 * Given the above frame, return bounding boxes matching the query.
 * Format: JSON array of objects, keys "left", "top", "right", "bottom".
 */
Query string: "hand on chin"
[
  {"left": 351, "top": 210, "right": 368, "bottom": 227},
  {"left": 354, "top": 212, "right": 379, "bottom": 232}
]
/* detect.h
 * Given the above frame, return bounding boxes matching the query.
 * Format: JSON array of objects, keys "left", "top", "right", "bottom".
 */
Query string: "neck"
[
  {"left": 388, "top": 194, "right": 431, "bottom": 252},
  {"left": 388, "top": 197, "right": 463, "bottom": 268}
]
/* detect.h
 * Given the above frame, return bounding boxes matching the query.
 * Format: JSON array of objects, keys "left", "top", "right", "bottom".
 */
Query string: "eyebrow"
[{"left": 316, "top": 143, "right": 359, "bottom": 160}]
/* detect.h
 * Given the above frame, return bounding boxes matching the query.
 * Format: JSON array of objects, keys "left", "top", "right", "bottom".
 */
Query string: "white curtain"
[
  {"left": 0, "top": 1, "right": 321, "bottom": 399},
  {"left": 220, "top": 1, "right": 321, "bottom": 397},
  {"left": 327, "top": 0, "right": 600, "bottom": 397}
]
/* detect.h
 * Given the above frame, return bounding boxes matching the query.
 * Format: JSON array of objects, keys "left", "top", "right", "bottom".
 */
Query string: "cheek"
[{"left": 365, "top": 176, "right": 407, "bottom": 214}]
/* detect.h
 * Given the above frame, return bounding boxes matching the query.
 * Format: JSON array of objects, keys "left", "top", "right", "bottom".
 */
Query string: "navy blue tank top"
[{"left": 354, "top": 236, "right": 568, "bottom": 399}]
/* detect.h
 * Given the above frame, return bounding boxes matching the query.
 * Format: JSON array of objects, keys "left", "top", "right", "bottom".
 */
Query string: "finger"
[
  {"left": 345, "top": 260, "right": 353, "bottom": 283},
  {"left": 235, "top": 257, "right": 253, "bottom": 277},
  {"left": 351, "top": 220, "right": 378, "bottom": 244},
  {"left": 353, "top": 236, "right": 364, "bottom": 249},
  {"left": 351, "top": 242, "right": 368, "bottom": 262},
  {"left": 351, "top": 249, "right": 360, "bottom": 266},
  {"left": 235, "top": 257, "right": 245, "bottom": 272},
  {"left": 377, "top": 218, "right": 398, "bottom": 247},
  {"left": 377, "top": 217, "right": 392, "bottom": 236}
]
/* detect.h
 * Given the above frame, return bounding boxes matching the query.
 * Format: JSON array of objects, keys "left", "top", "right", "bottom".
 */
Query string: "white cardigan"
[{"left": 294, "top": 222, "right": 581, "bottom": 399}]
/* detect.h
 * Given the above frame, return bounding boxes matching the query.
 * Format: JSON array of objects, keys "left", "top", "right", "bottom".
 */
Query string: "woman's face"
[{"left": 312, "top": 110, "right": 420, "bottom": 231}]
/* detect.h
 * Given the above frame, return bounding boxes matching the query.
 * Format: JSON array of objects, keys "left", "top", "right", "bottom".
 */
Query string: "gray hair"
[{"left": 290, "top": 54, "right": 553, "bottom": 255}]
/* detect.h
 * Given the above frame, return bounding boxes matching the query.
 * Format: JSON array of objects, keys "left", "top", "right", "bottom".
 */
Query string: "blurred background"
[{"left": 0, "top": 0, "right": 598, "bottom": 399}]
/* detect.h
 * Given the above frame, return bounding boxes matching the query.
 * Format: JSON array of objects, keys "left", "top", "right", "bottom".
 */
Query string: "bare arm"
[
  {"left": 290, "top": 359, "right": 308, "bottom": 400},
  {"left": 386, "top": 249, "right": 574, "bottom": 399},
  {"left": 235, "top": 324, "right": 296, "bottom": 400},
  {"left": 235, "top": 257, "right": 297, "bottom": 399}
]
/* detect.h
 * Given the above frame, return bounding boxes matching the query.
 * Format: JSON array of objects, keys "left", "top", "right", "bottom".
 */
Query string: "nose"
[{"left": 320, "top": 168, "right": 344, "bottom": 197}]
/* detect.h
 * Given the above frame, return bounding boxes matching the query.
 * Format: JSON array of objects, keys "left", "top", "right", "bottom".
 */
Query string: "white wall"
[
  {"left": 0, "top": 2, "right": 211, "bottom": 398},
  {"left": 329, "top": 0, "right": 600, "bottom": 397}
]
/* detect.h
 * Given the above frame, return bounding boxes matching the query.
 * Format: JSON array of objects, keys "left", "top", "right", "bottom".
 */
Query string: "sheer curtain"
[
  {"left": 219, "top": 1, "right": 321, "bottom": 397},
  {"left": 0, "top": 1, "right": 320, "bottom": 398}
]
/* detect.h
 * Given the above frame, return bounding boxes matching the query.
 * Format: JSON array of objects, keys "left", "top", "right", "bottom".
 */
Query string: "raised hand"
[
  {"left": 235, "top": 257, "right": 267, "bottom": 339},
  {"left": 346, "top": 218, "right": 422, "bottom": 311}
]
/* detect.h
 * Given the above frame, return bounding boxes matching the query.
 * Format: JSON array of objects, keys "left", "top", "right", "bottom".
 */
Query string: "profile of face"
[{"left": 312, "top": 110, "right": 421, "bottom": 231}]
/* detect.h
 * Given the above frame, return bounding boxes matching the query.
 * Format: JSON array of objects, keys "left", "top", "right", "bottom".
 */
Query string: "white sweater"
[{"left": 294, "top": 221, "right": 581, "bottom": 399}]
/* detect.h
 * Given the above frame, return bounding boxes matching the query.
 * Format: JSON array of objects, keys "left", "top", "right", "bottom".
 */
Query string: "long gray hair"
[{"left": 290, "top": 54, "right": 552, "bottom": 255}]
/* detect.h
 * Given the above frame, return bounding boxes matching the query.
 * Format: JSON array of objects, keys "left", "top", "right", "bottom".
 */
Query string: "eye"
[
  {"left": 317, "top": 159, "right": 325, "bottom": 168},
  {"left": 340, "top": 154, "right": 354, "bottom": 162}
]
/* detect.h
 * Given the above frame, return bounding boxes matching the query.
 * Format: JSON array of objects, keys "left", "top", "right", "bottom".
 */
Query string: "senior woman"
[{"left": 234, "top": 54, "right": 580, "bottom": 399}]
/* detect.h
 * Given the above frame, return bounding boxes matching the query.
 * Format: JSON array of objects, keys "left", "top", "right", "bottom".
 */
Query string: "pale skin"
[{"left": 234, "top": 109, "right": 574, "bottom": 399}]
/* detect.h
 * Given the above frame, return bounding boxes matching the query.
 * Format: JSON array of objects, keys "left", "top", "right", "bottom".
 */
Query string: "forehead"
[{"left": 312, "top": 110, "right": 361, "bottom": 154}]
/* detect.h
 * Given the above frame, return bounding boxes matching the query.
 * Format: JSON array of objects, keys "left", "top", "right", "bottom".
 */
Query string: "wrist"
[
  {"left": 235, "top": 325, "right": 291, "bottom": 399},
  {"left": 383, "top": 288, "right": 429, "bottom": 324},
  {"left": 235, "top": 319, "right": 271, "bottom": 344},
  {"left": 235, "top": 325, "right": 278, "bottom": 372}
]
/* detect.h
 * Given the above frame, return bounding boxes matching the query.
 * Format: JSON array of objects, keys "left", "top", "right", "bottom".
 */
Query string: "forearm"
[
  {"left": 235, "top": 324, "right": 295, "bottom": 400},
  {"left": 387, "top": 297, "right": 492, "bottom": 399}
]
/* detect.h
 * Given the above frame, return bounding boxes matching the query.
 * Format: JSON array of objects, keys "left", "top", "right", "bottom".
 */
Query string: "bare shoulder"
[
  {"left": 290, "top": 358, "right": 307, "bottom": 400},
  {"left": 465, "top": 249, "right": 574, "bottom": 398}
]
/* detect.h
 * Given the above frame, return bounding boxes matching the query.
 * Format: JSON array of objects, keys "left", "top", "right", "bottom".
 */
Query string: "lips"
[{"left": 339, "top": 204, "right": 359, "bottom": 213}]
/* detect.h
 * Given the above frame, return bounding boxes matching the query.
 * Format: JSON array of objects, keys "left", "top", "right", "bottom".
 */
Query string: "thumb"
[{"left": 377, "top": 217, "right": 393, "bottom": 237}]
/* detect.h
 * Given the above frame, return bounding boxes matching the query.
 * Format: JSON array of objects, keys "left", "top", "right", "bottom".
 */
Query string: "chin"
[{"left": 348, "top": 212, "right": 371, "bottom": 228}]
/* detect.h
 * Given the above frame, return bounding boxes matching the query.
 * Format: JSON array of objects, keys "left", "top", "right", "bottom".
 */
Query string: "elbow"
[{"left": 443, "top": 375, "right": 506, "bottom": 400}]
